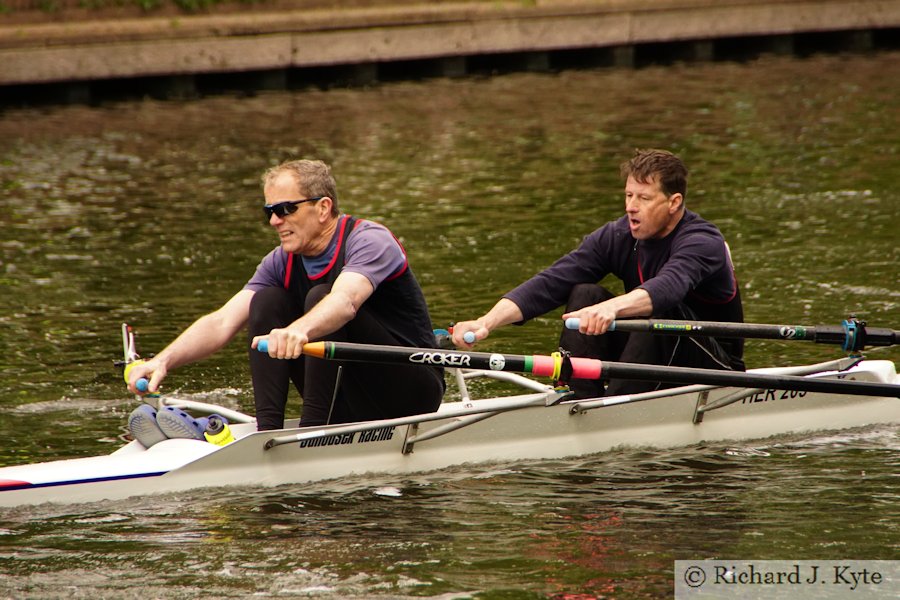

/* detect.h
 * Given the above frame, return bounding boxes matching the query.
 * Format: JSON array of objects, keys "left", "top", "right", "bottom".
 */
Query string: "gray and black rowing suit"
[{"left": 245, "top": 215, "right": 444, "bottom": 429}]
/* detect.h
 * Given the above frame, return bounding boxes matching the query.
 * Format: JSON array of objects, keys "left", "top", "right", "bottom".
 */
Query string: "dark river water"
[{"left": 1, "top": 51, "right": 898, "bottom": 598}]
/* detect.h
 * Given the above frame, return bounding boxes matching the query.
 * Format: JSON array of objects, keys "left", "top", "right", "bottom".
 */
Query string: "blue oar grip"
[
  {"left": 463, "top": 331, "right": 476, "bottom": 344},
  {"left": 136, "top": 378, "right": 149, "bottom": 393},
  {"left": 565, "top": 318, "right": 617, "bottom": 332},
  {"left": 257, "top": 339, "right": 269, "bottom": 353}
]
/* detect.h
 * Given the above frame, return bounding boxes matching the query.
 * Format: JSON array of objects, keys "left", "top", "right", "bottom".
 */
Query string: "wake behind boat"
[{"left": 0, "top": 321, "right": 897, "bottom": 508}]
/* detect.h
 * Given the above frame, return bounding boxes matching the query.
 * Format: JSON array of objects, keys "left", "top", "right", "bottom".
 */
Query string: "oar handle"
[
  {"left": 463, "top": 331, "right": 476, "bottom": 344},
  {"left": 124, "top": 358, "right": 151, "bottom": 394},
  {"left": 565, "top": 318, "right": 618, "bottom": 332},
  {"left": 566, "top": 318, "right": 604, "bottom": 330},
  {"left": 258, "top": 339, "right": 269, "bottom": 353}
]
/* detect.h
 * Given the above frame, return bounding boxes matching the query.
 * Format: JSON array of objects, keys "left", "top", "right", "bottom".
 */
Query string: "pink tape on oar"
[
  {"left": 570, "top": 357, "right": 603, "bottom": 379},
  {"left": 531, "top": 354, "right": 602, "bottom": 380},
  {"left": 530, "top": 355, "right": 557, "bottom": 377}
]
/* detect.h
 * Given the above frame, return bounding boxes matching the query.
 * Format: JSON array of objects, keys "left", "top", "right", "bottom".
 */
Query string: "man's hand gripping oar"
[{"left": 121, "top": 323, "right": 163, "bottom": 399}]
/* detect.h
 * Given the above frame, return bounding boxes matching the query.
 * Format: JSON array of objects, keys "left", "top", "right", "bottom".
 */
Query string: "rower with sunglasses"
[{"left": 126, "top": 159, "right": 444, "bottom": 430}]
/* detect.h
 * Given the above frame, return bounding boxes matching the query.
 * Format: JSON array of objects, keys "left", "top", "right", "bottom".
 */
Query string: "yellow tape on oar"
[
  {"left": 123, "top": 359, "right": 145, "bottom": 384},
  {"left": 549, "top": 351, "right": 564, "bottom": 381}
]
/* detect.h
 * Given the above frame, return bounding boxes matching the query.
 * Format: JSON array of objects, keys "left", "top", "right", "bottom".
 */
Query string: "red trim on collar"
[
  {"left": 283, "top": 253, "right": 293, "bottom": 289},
  {"left": 308, "top": 215, "right": 351, "bottom": 281},
  {"left": 637, "top": 247, "right": 645, "bottom": 285}
]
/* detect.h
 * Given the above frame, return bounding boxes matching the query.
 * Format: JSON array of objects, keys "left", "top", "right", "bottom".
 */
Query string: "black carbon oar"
[
  {"left": 256, "top": 340, "right": 900, "bottom": 399},
  {"left": 564, "top": 317, "right": 897, "bottom": 351}
]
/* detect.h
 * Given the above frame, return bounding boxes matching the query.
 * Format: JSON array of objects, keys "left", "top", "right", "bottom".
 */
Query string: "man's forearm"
[
  {"left": 156, "top": 313, "right": 237, "bottom": 370},
  {"left": 155, "top": 290, "right": 253, "bottom": 370},
  {"left": 607, "top": 288, "right": 654, "bottom": 318},
  {"left": 480, "top": 298, "right": 525, "bottom": 331}
]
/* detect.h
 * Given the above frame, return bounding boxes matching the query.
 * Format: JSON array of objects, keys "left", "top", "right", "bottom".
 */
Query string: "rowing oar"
[
  {"left": 564, "top": 317, "right": 898, "bottom": 352},
  {"left": 256, "top": 340, "right": 899, "bottom": 398}
]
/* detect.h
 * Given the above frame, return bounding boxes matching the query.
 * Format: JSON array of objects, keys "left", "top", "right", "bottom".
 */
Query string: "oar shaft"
[
  {"left": 295, "top": 341, "right": 899, "bottom": 399},
  {"left": 302, "top": 341, "right": 605, "bottom": 379},
  {"left": 600, "top": 361, "right": 897, "bottom": 398},
  {"left": 564, "top": 318, "right": 898, "bottom": 350},
  {"left": 304, "top": 341, "right": 582, "bottom": 378}
]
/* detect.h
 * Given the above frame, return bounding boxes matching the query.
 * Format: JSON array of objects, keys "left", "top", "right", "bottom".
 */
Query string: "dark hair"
[
  {"left": 262, "top": 159, "right": 339, "bottom": 216},
  {"left": 620, "top": 149, "right": 687, "bottom": 198}
]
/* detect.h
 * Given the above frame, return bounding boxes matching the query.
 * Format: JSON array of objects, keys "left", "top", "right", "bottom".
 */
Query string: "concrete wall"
[{"left": 1, "top": 0, "right": 898, "bottom": 89}]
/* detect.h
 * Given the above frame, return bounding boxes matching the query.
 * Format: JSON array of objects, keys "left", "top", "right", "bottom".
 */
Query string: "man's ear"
[
  {"left": 669, "top": 193, "right": 684, "bottom": 213},
  {"left": 317, "top": 196, "right": 334, "bottom": 220}
]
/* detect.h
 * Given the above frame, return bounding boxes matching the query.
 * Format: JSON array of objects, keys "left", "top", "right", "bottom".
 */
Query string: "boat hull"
[{"left": 1, "top": 360, "right": 897, "bottom": 507}]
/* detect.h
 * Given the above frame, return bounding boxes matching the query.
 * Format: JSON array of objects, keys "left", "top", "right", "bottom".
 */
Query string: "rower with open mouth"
[{"left": 452, "top": 149, "right": 744, "bottom": 399}]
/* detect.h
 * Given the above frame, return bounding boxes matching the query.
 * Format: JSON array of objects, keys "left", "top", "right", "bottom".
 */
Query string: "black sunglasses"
[{"left": 263, "top": 197, "right": 324, "bottom": 219}]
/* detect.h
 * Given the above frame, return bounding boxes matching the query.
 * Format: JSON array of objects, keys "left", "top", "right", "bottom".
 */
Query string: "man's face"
[
  {"left": 264, "top": 171, "right": 324, "bottom": 255},
  {"left": 623, "top": 174, "right": 682, "bottom": 240}
]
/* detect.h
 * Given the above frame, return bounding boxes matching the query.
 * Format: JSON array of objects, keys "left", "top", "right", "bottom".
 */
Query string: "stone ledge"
[
  {"left": 1, "top": 0, "right": 898, "bottom": 85},
  {"left": 4, "top": 0, "right": 897, "bottom": 47}
]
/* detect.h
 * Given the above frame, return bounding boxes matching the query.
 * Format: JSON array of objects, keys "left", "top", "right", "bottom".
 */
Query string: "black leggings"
[
  {"left": 558, "top": 284, "right": 736, "bottom": 399},
  {"left": 248, "top": 285, "right": 444, "bottom": 430}
]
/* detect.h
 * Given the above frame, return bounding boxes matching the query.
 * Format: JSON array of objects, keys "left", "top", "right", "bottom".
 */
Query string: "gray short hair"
[{"left": 262, "top": 159, "right": 339, "bottom": 215}]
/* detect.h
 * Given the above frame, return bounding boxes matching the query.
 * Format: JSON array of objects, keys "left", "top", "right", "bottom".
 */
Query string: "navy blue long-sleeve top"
[{"left": 505, "top": 210, "right": 741, "bottom": 324}]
